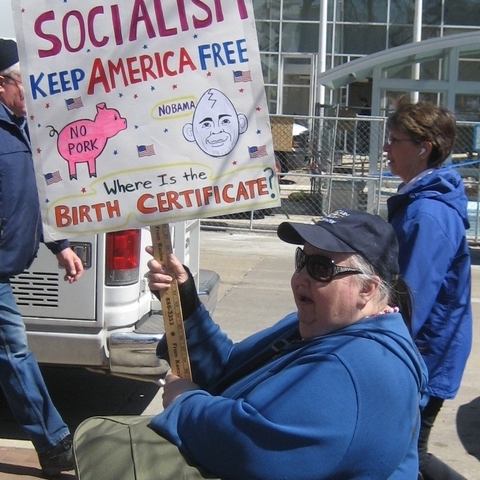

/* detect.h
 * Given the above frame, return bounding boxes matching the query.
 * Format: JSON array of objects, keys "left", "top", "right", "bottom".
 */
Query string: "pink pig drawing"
[{"left": 55, "top": 103, "right": 127, "bottom": 180}]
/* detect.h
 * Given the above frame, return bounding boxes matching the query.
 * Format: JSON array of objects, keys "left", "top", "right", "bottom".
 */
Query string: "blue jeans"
[{"left": 0, "top": 280, "right": 70, "bottom": 452}]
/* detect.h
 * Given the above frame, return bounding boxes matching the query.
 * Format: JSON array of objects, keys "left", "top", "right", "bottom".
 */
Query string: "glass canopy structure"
[{"left": 316, "top": 31, "right": 480, "bottom": 121}]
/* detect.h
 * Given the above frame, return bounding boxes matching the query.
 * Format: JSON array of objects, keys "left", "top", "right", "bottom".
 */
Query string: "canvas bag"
[{"left": 73, "top": 415, "right": 219, "bottom": 480}]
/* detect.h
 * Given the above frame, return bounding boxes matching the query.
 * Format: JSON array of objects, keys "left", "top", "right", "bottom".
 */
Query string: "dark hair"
[
  {"left": 390, "top": 277, "right": 413, "bottom": 331},
  {"left": 386, "top": 98, "right": 456, "bottom": 168}
]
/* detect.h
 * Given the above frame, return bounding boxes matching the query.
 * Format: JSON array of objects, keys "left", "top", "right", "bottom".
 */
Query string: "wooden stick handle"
[{"left": 151, "top": 224, "right": 192, "bottom": 381}]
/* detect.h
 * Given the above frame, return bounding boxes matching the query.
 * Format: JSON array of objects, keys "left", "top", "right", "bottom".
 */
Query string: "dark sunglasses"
[{"left": 295, "top": 247, "right": 363, "bottom": 283}]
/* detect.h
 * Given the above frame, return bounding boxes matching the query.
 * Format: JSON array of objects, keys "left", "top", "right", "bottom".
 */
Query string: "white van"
[{"left": 11, "top": 220, "right": 219, "bottom": 376}]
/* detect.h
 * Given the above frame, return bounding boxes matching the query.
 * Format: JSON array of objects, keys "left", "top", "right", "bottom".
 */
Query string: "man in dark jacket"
[{"left": 0, "top": 38, "right": 84, "bottom": 478}]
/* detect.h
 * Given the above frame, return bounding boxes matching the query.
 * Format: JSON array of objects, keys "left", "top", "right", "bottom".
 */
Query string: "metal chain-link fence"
[{"left": 203, "top": 114, "right": 480, "bottom": 244}]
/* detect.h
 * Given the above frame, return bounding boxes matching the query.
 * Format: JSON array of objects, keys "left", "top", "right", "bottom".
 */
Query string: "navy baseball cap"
[
  {"left": 0, "top": 38, "right": 18, "bottom": 72},
  {"left": 277, "top": 209, "right": 399, "bottom": 284}
]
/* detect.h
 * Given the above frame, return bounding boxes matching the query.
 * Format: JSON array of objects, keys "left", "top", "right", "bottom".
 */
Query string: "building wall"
[{"left": 253, "top": 0, "right": 480, "bottom": 116}]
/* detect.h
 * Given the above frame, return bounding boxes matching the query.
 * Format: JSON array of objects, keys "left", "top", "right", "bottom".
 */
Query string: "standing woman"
[{"left": 385, "top": 99, "right": 472, "bottom": 480}]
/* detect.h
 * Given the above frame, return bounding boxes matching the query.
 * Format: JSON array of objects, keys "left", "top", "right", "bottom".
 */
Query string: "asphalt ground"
[{"left": 0, "top": 229, "right": 478, "bottom": 479}]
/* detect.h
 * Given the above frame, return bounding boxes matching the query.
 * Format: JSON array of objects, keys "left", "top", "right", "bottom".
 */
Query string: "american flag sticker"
[
  {"left": 65, "top": 97, "right": 84, "bottom": 110},
  {"left": 44, "top": 170, "right": 62, "bottom": 185},
  {"left": 137, "top": 144, "right": 155, "bottom": 157},
  {"left": 248, "top": 145, "right": 268, "bottom": 158},
  {"left": 233, "top": 70, "right": 252, "bottom": 83}
]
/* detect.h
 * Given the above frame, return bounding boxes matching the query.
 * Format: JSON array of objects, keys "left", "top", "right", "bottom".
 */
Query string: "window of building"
[
  {"left": 282, "top": 86, "right": 311, "bottom": 114},
  {"left": 256, "top": 21, "right": 280, "bottom": 52},
  {"left": 388, "top": 25, "right": 414, "bottom": 48},
  {"left": 443, "top": 27, "right": 480, "bottom": 36},
  {"left": 444, "top": 0, "right": 480, "bottom": 26},
  {"left": 264, "top": 85, "right": 279, "bottom": 114},
  {"left": 281, "top": 22, "right": 320, "bottom": 53},
  {"left": 281, "top": 55, "right": 316, "bottom": 115},
  {"left": 381, "top": 57, "right": 447, "bottom": 81},
  {"left": 342, "top": 24, "right": 388, "bottom": 54},
  {"left": 343, "top": 0, "right": 388, "bottom": 22},
  {"left": 423, "top": 0, "right": 443, "bottom": 26},
  {"left": 260, "top": 54, "right": 279, "bottom": 84},
  {"left": 253, "top": 0, "right": 281, "bottom": 20},
  {"left": 458, "top": 52, "right": 480, "bottom": 82},
  {"left": 389, "top": 2, "right": 415, "bottom": 24},
  {"left": 456, "top": 95, "right": 480, "bottom": 118},
  {"left": 282, "top": 0, "right": 321, "bottom": 21},
  {"left": 420, "top": 58, "right": 446, "bottom": 80}
]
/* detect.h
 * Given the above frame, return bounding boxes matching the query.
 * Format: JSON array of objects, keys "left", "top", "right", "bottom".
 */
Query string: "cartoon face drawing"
[{"left": 183, "top": 88, "right": 248, "bottom": 157}]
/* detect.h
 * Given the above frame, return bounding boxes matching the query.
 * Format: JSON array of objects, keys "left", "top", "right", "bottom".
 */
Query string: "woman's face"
[
  {"left": 291, "top": 243, "right": 365, "bottom": 339},
  {"left": 383, "top": 128, "right": 428, "bottom": 183}
]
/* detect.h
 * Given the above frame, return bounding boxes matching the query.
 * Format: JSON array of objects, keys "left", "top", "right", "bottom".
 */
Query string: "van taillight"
[{"left": 105, "top": 229, "right": 141, "bottom": 286}]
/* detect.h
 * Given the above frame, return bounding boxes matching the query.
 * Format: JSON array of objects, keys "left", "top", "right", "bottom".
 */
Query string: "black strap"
[{"left": 212, "top": 329, "right": 301, "bottom": 395}]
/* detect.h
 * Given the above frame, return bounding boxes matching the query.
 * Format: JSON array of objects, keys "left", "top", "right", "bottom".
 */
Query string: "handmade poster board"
[{"left": 12, "top": 0, "right": 280, "bottom": 242}]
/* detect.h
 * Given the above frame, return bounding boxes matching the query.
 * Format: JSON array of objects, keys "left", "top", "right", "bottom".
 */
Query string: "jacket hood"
[
  {"left": 328, "top": 314, "right": 428, "bottom": 405},
  {"left": 387, "top": 168, "right": 470, "bottom": 229}
]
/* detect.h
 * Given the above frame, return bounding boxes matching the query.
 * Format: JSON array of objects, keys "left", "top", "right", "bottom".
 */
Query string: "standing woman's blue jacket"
[{"left": 387, "top": 167, "right": 472, "bottom": 399}]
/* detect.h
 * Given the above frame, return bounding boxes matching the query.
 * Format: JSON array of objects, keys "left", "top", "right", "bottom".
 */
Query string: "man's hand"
[{"left": 55, "top": 247, "right": 84, "bottom": 283}]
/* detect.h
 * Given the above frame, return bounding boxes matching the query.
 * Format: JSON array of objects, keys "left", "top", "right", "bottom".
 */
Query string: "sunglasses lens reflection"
[{"left": 295, "top": 248, "right": 333, "bottom": 282}]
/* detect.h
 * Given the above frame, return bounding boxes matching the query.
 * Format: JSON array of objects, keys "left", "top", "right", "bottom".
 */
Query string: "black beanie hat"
[{"left": 0, "top": 38, "right": 19, "bottom": 72}]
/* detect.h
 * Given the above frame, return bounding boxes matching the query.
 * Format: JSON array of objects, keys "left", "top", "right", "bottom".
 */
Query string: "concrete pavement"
[{"left": 0, "top": 229, "right": 478, "bottom": 479}]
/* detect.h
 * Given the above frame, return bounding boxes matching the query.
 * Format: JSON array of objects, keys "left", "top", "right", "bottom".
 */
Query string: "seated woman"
[{"left": 74, "top": 209, "right": 427, "bottom": 480}]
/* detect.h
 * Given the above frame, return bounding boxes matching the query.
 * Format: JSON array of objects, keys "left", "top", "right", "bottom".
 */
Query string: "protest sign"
[{"left": 12, "top": 0, "right": 280, "bottom": 241}]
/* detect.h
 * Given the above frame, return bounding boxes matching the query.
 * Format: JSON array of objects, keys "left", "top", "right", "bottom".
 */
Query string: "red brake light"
[{"left": 105, "top": 229, "right": 141, "bottom": 285}]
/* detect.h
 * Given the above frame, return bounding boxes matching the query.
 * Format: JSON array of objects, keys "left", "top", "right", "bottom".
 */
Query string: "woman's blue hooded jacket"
[
  {"left": 150, "top": 305, "right": 427, "bottom": 480},
  {"left": 387, "top": 167, "right": 472, "bottom": 399}
]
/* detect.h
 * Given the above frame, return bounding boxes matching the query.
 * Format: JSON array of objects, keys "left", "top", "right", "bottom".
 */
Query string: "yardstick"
[{"left": 151, "top": 224, "right": 192, "bottom": 381}]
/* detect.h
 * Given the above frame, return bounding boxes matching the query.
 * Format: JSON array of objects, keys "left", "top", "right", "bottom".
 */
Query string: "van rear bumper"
[
  {"left": 109, "top": 318, "right": 168, "bottom": 376},
  {"left": 109, "top": 269, "right": 220, "bottom": 376}
]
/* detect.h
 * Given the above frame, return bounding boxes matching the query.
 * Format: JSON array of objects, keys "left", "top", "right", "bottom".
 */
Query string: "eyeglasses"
[
  {"left": 2, "top": 75, "right": 22, "bottom": 88},
  {"left": 295, "top": 247, "right": 363, "bottom": 283},
  {"left": 385, "top": 137, "right": 415, "bottom": 146}
]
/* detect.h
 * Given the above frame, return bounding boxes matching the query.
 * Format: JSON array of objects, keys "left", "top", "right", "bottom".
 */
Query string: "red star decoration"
[
  {"left": 29, "top": 114, "right": 34, "bottom": 120},
  {"left": 45, "top": 103, "right": 50, "bottom": 109},
  {"left": 134, "top": 94, "right": 138, "bottom": 99},
  {"left": 239, "top": 88, "right": 244, "bottom": 93},
  {"left": 36, "top": 148, "right": 41, "bottom": 154},
  {"left": 172, "top": 84, "right": 178, "bottom": 89},
  {"left": 21, "top": 8, "right": 25, "bottom": 13},
  {"left": 81, "top": 188, "right": 87, "bottom": 193},
  {"left": 207, "top": 72, "right": 212, "bottom": 77},
  {"left": 256, "top": 106, "right": 261, "bottom": 112},
  {"left": 232, "top": 160, "right": 237, "bottom": 166}
]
